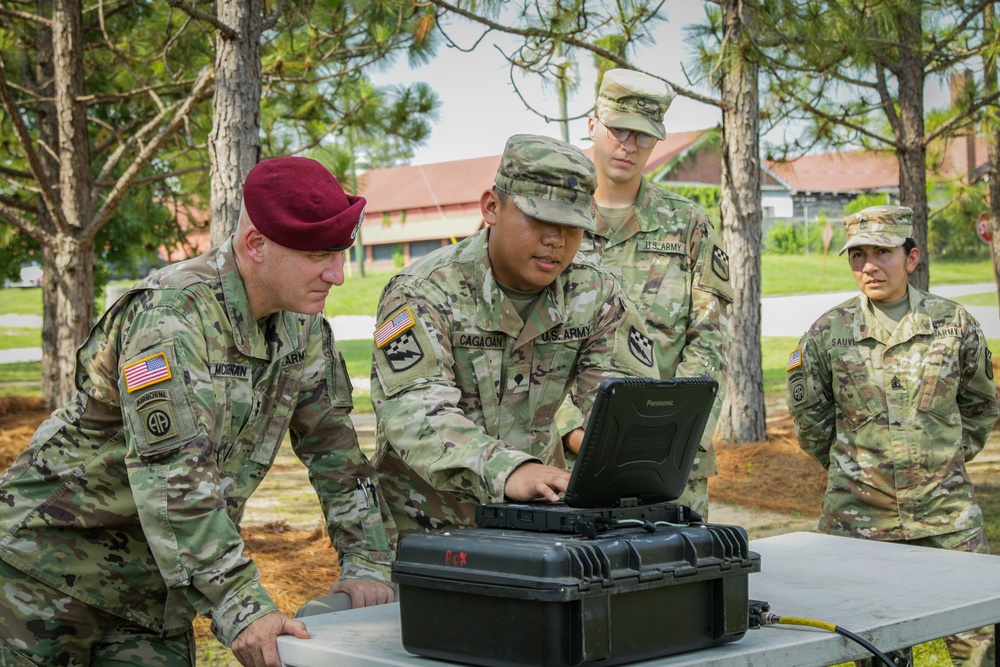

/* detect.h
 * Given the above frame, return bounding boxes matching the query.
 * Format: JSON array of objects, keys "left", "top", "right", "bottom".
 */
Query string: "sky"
[
  {"left": 368, "top": 3, "right": 957, "bottom": 168},
  {"left": 369, "top": 4, "right": 718, "bottom": 166}
]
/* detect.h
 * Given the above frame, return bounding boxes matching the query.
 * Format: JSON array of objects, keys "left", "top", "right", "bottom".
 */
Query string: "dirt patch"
[
  {"left": 709, "top": 415, "right": 826, "bottom": 516},
  {"left": 0, "top": 396, "right": 49, "bottom": 470},
  {"left": 1, "top": 392, "right": 996, "bottom": 652}
]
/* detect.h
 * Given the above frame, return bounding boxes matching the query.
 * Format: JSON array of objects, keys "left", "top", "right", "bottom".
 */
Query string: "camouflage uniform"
[
  {"left": 0, "top": 238, "right": 394, "bottom": 661},
  {"left": 786, "top": 205, "right": 998, "bottom": 667},
  {"left": 556, "top": 68, "right": 732, "bottom": 518},
  {"left": 786, "top": 286, "right": 997, "bottom": 541},
  {"left": 371, "top": 134, "right": 657, "bottom": 536},
  {"left": 559, "top": 179, "right": 732, "bottom": 516}
]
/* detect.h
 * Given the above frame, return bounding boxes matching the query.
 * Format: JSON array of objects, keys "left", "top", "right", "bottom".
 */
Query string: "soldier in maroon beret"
[
  {"left": 0, "top": 155, "right": 394, "bottom": 667},
  {"left": 238, "top": 156, "right": 367, "bottom": 318}
]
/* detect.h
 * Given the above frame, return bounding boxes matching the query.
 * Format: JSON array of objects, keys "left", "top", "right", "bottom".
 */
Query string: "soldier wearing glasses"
[{"left": 556, "top": 69, "right": 733, "bottom": 519}]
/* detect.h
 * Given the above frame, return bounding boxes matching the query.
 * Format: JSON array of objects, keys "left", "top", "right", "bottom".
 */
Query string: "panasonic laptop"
[{"left": 476, "top": 376, "right": 719, "bottom": 536}]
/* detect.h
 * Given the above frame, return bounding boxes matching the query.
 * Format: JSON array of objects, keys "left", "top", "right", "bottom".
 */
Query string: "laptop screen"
[{"left": 563, "top": 376, "right": 719, "bottom": 508}]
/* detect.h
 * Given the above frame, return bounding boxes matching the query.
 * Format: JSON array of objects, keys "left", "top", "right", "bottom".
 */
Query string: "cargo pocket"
[
  {"left": 831, "top": 356, "right": 884, "bottom": 432},
  {"left": 250, "top": 372, "right": 301, "bottom": 466},
  {"left": 916, "top": 342, "right": 959, "bottom": 423},
  {"left": 472, "top": 355, "right": 500, "bottom": 437}
]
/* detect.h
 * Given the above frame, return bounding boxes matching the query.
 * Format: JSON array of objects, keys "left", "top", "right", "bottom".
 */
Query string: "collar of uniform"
[
  {"left": 476, "top": 228, "right": 566, "bottom": 338},
  {"left": 218, "top": 238, "right": 284, "bottom": 361},
  {"left": 855, "top": 285, "right": 932, "bottom": 343}
]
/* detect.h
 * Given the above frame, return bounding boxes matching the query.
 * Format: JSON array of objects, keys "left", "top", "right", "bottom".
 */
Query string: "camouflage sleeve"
[
  {"left": 289, "top": 317, "right": 395, "bottom": 582},
  {"left": 676, "top": 217, "right": 732, "bottom": 450},
  {"left": 956, "top": 325, "right": 1000, "bottom": 461},
  {"left": 116, "top": 299, "right": 277, "bottom": 647},
  {"left": 554, "top": 395, "right": 585, "bottom": 437},
  {"left": 565, "top": 283, "right": 660, "bottom": 417},
  {"left": 785, "top": 331, "right": 836, "bottom": 468},
  {"left": 371, "top": 277, "right": 539, "bottom": 503}
]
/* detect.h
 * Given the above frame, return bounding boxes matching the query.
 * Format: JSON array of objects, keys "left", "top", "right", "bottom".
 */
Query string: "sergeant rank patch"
[
  {"left": 123, "top": 352, "right": 172, "bottom": 392},
  {"left": 628, "top": 326, "right": 655, "bottom": 368}
]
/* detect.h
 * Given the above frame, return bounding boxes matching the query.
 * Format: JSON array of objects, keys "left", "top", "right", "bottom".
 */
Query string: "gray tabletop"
[{"left": 278, "top": 531, "right": 1000, "bottom": 667}]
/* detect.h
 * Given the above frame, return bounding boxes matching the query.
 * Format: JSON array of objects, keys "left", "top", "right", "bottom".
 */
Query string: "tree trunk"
[
  {"left": 209, "top": 0, "right": 263, "bottom": 247},
  {"left": 40, "top": 239, "right": 95, "bottom": 408},
  {"left": 984, "top": 4, "right": 1000, "bottom": 313},
  {"left": 716, "top": 0, "right": 766, "bottom": 444},
  {"left": 893, "top": 4, "right": 930, "bottom": 291},
  {"left": 43, "top": 0, "right": 94, "bottom": 408}
]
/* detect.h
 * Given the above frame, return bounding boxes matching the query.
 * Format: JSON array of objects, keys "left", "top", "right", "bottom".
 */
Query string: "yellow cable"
[{"left": 777, "top": 617, "right": 838, "bottom": 632}]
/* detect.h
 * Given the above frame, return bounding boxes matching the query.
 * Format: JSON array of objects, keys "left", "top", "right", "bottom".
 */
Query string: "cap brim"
[
  {"left": 600, "top": 110, "right": 665, "bottom": 141},
  {"left": 511, "top": 194, "right": 595, "bottom": 233},
  {"left": 838, "top": 233, "right": 907, "bottom": 255}
]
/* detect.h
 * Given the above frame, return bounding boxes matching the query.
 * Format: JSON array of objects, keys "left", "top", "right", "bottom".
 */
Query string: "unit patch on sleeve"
[
  {"left": 123, "top": 352, "right": 172, "bottom": 392},
  {"left": 627, "top": 326, "right": 655, "bottom": 368},
  {"left": 374, "top": 307, "right": 416, "bottom": 348},
  {"left": 711, "top": 245, "right": 730, "bottom": 282},
  {"left": 382, "top": 330, "right": 424, "bottom": 372}
]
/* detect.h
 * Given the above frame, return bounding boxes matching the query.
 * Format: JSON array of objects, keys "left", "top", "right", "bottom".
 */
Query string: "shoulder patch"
[
  {"left": 374, "top": 307, "right": 416, "bottom": 348},
  {"left": 786, "top": 347, "right": 802, "bottom": 372},
  {"left": 123, "top": 352, "right": 172, "bottom": 392},
  {"left": 382, "top": 330, "right": 425, "bottom": 372},
  {"left": 711, "top": 245, "right": 730, "bottom": 282},
  {"left": 627, "top": 326, "right": 655, "bottom": 368}
]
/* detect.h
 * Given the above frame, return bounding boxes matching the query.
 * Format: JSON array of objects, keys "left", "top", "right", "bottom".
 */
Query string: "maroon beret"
[{"left": 243, "top": 156, "right": 366, "bottom": 252}]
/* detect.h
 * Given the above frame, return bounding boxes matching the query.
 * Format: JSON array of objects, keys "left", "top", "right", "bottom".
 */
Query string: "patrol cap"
[
  {"left": 595, "top": 68, "right": 675, "bottom": 141},
  {"left": 243, "top": 156, "right": 366, "bottom": 252},
  {"left": 839, "top": 205, "right": 913, "bottom": 255},
  {"left": 494, "top": 134, "right": 597, "bottom": 232}
]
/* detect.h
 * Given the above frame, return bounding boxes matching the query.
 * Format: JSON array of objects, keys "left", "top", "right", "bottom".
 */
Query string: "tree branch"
[
  {"left": 164, "top": 0, "right": 235, "bottom": 39},
  {"left": 427, "top": 0, "right": 723, "bottom": 109},
  {"left": 0, "top": 54, "right": 68, "bottom": 235},
  {"left": 90, "top": 68, "right": 215, "bottom": 239}
]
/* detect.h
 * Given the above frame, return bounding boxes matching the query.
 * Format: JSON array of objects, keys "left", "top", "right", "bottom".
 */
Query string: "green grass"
[
  {"left": 0, "top": 287, "right": 42, "bottom": 314},
  {"left": 0, "top": 329, "right": 41, "bottom": 349},
  {"left": 324, "top": 270, "right": 397, "bottom": 316},
  {"left": 954, "top": 292, "right": 999, "bottom": 307},
  {"left": 761, "top": 255, "right": 994, "bottom": 296}
]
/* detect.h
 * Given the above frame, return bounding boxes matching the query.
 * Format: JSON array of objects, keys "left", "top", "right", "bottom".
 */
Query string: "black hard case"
[{"left": 391, "top": 523, "right": 761, "bottom": 666}]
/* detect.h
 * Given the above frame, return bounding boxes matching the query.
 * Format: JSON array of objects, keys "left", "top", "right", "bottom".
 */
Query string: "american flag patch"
[
  {"left": 374, "top": 307, "right": 416, "bottom": 348},
  {"left": 123, "top": 352, "right": 172, "bottom": 392},
  {"left": 786, "top": 347, "right": 802, "bottom": 371}
]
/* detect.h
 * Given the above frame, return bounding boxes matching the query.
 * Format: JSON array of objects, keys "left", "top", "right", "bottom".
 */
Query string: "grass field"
[{"left": 1, "top": 256, "right": 998, "bottom": 667}]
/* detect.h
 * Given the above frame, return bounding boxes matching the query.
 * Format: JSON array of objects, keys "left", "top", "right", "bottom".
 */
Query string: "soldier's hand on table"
[
  {"left": 328, "top": 578, "right": 394, "bottom": 607},
  {"left": 505, "top": 462, "right": 571, "bottom": 502},
  {"left": 232, "top": 610, "right": 309, "bottom": 667}
]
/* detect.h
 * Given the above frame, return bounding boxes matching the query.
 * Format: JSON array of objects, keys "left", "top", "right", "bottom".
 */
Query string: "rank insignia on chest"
[
  {"left": 123, "top": 352, "right": 172, "bottom": 392},
  {"left": 375, "top": 307, "right": 416, "bottom": 348}
]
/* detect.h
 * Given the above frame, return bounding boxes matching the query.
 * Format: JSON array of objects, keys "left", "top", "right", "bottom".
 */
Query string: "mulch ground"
[{"left": 0, "top": 395, "right": 828, "bottom": 642}]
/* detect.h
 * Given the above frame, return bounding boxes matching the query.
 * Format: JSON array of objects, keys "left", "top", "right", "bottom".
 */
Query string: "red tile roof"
[
  {"left": 358, "top": 155, "right": 501, "bottom": 214},
  {"left": 765, "top": 150, "right": 899, "bottom": 193}
]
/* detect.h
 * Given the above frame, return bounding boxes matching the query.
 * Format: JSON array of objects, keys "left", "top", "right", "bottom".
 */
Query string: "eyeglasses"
[{"left": 601, "top": 121, "right": 657, "bottom": 149}]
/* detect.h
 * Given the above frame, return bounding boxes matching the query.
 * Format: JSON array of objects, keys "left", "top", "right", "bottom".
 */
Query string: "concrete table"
[{"left": 278, "top": 531, "right": 1000, "bottom": 667}]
